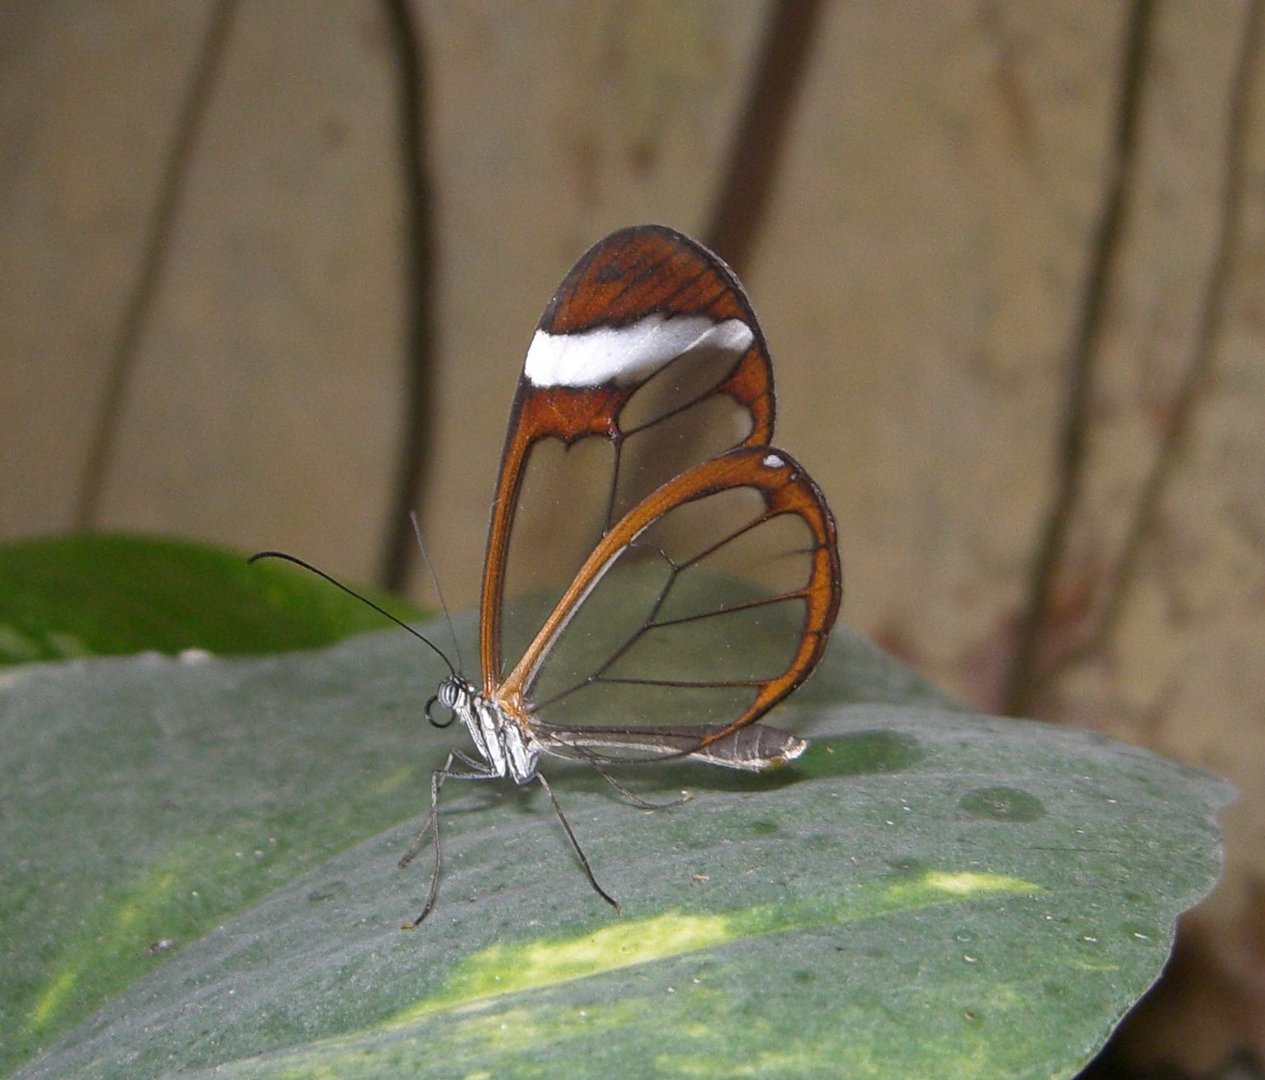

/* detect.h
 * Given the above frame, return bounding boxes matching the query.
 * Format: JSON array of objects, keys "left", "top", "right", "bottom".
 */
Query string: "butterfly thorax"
[{"left": 437, "top": 675, "right": 541, "bottom": 786}]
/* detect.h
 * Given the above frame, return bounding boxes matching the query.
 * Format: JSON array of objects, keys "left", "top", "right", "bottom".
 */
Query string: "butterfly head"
[{"left": 427, "top": 675, "right": 475, "bottom": 730}]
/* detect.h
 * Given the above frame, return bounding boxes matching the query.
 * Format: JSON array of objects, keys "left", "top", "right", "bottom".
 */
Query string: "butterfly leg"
[
  {"left": 591, "top": 762, "right": 692, "bottom": 810},
  {"left": 536, "top": 772, "right": 621, "bottom": 915},
  {"left": 400, "top": 749, "right": 499, "bottom": 929}
]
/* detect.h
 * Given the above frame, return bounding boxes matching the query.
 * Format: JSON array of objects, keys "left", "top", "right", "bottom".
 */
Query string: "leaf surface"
[{"left": 2, "top": 613, "right": 1229, "bottom": 1079}]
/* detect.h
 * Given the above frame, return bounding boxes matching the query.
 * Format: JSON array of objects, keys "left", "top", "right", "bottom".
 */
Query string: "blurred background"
[{"left": 2, "top": 2, "right": 1262, "bottom": 1075}]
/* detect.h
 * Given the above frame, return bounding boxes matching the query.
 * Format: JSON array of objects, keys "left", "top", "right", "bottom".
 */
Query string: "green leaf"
[
  {"left": 1, "top": 614, "right": 1229, "bottom": 1079},
  {"left": 0, "top": 533, "right": 425, "bottom": 664}
]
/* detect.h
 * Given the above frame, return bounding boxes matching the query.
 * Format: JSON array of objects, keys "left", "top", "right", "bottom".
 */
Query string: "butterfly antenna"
[
  {"left": 408, "top": 511, "right": 465, "bottom": 673},
  {"left": 248, "top": 550, "right": 455, "bottom": 677}
]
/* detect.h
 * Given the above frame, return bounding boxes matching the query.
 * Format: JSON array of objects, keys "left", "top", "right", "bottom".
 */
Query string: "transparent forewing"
[
  {"left": 501, "top": 447, "right": 842, "bottom": 761},
  {"left": 496, "top": 437, "right": 615, "bottom": 677},
  {"left": 481, "top": 226, "right": 777, "bottom": 690}
]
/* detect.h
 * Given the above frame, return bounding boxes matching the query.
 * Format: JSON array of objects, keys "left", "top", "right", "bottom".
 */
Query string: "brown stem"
[
  {"left": 1002, "top": 0, "right": 1156, "bottom": 716},
  {"left": 1045, "top": 0, "right": 1263, "bottom": 679},
  {"left": 75, "top": 1, "right": 236, "bottom": 528},
  {"left": 703, "top": 0, "right": 827, "bottom": 275},
  {"left": 379, "top": 0, "right": 439, "bottom": 594}
]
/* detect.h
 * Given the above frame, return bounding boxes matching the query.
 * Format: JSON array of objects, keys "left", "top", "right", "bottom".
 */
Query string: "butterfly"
[{"left": 255, "top": 225, "right": 841, "bottom": 925}]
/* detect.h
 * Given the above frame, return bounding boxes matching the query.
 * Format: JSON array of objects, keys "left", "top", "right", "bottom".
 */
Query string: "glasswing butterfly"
[{"left": 255, "top": 225, "right": 841, "bottom": 925}]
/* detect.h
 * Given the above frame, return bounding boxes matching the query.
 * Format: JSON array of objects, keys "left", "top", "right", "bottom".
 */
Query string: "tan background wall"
[{"left": 3, "top": 2, "right": 1263, "bottom": 1069}]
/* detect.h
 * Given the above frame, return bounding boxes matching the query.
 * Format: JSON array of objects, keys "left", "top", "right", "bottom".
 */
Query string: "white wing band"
[{"left": 524, "top": 314, "right": 754, "bottom": 388}]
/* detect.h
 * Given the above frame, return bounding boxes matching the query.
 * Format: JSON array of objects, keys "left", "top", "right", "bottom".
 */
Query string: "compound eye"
[{"left": 425, "top": 693, "right": 457, "bottom": 729}]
